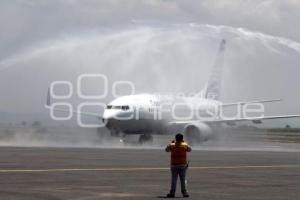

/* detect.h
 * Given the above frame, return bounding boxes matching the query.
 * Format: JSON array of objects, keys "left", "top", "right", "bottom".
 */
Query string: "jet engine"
[{"left": 183, "top": 122, "right": 212, "bottom": 145}]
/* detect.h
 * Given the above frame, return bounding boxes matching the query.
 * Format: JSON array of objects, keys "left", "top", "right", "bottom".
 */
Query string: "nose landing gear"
[{"left": 138, "top": 134, "right": 153, "bottom": 144}]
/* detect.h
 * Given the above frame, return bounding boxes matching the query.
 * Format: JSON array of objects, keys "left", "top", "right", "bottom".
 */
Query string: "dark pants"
[{"left": 169, "top": 164, "right": 188, "bottom": 195}]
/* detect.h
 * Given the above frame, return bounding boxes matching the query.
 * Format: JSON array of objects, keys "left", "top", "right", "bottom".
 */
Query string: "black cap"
[{"left": 175, "top": 133, "right": 183, "bottom": 142}]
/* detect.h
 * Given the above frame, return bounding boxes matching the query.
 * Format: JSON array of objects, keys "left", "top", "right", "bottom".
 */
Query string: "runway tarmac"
[{"left": 0, "top": 147, "right": 299, "bottom": 200}]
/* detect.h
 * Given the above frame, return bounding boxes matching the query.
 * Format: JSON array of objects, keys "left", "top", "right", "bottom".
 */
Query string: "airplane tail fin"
[{"left": 203, "top": 39, "right": 226, "bottom": 100}]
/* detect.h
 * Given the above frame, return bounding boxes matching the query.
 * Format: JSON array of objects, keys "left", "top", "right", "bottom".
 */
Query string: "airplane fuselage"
[{"left": 103, "top": 94, "right": 221, "bottom": 135}]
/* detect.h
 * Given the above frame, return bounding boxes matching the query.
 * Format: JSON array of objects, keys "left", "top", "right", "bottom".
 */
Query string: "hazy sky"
[
  {"left": 1, "top": 0, "right": 300, "bottom": 58},
  {"left": 0, "top": 0, "right": 300, "bottom": 126}
]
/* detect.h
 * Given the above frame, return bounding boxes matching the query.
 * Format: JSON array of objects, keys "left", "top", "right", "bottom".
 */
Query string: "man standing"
[{"left": 165, "top": 133, "right": 192, "bottom": 198}]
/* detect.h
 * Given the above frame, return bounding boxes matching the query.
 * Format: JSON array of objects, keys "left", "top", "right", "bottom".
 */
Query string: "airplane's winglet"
[
  {"left": 220, "top": 39, "right": 226, "bottom": 50},
  {"left": 46, "top": 87, "right": 51, "bottom": 108}
]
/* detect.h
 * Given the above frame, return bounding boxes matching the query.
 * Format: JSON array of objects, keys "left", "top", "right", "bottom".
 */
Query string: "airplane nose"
[
  {"left": 102, "top": 109, "right": 119, "bottom": 120},
  {"left": 102, "top": 109, "right": 134, "bottom": 124},
  {"left": 102, "top": 113, "right": 119, "bottom": 130},
  {"left": 102, "top": 109, "right": 119, "bottom": 128}
]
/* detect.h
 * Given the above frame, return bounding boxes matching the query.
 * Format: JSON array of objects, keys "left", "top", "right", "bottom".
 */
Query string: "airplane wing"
[
  {"left": 220, "top": 99, "right": 282, "bottom": 107},
  {"left": 169, "top": 114, "right": 300, "bottom": 126},
  {"left": 206, "top": 114, "right": 300, "bottom": 125}
]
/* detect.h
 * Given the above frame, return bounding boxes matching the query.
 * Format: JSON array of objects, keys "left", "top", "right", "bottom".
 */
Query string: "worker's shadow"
[{"left": 156, "top": 196, "right": 182, "bottom": 199}]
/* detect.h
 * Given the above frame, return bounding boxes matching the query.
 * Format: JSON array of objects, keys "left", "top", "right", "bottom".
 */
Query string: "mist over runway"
[{"left": 0, "top": 127, "right": 299, "bottom": 152}]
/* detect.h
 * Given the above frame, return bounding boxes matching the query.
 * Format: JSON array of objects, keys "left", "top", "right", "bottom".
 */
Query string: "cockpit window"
[
  {"left": 106, "top": 105, "right": 130, "bottom": 110},
  {"left": 121, "top": 105, "right": 130, "bottom": 110}
]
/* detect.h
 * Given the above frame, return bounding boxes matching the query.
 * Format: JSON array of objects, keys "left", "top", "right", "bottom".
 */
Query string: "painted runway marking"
[{"left": 0, "top": 165, "right": 299, "bottom": 173}]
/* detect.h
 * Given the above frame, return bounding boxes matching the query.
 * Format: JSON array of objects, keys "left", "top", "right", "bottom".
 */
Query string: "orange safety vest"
[{"left": 165, "top": 140, "right": 192, "bottom": 166}]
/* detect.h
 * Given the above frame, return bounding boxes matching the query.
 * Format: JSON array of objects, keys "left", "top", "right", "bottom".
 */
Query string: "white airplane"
[{"left": 46, "top": 39, "right": 300, "bottom": 145}]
